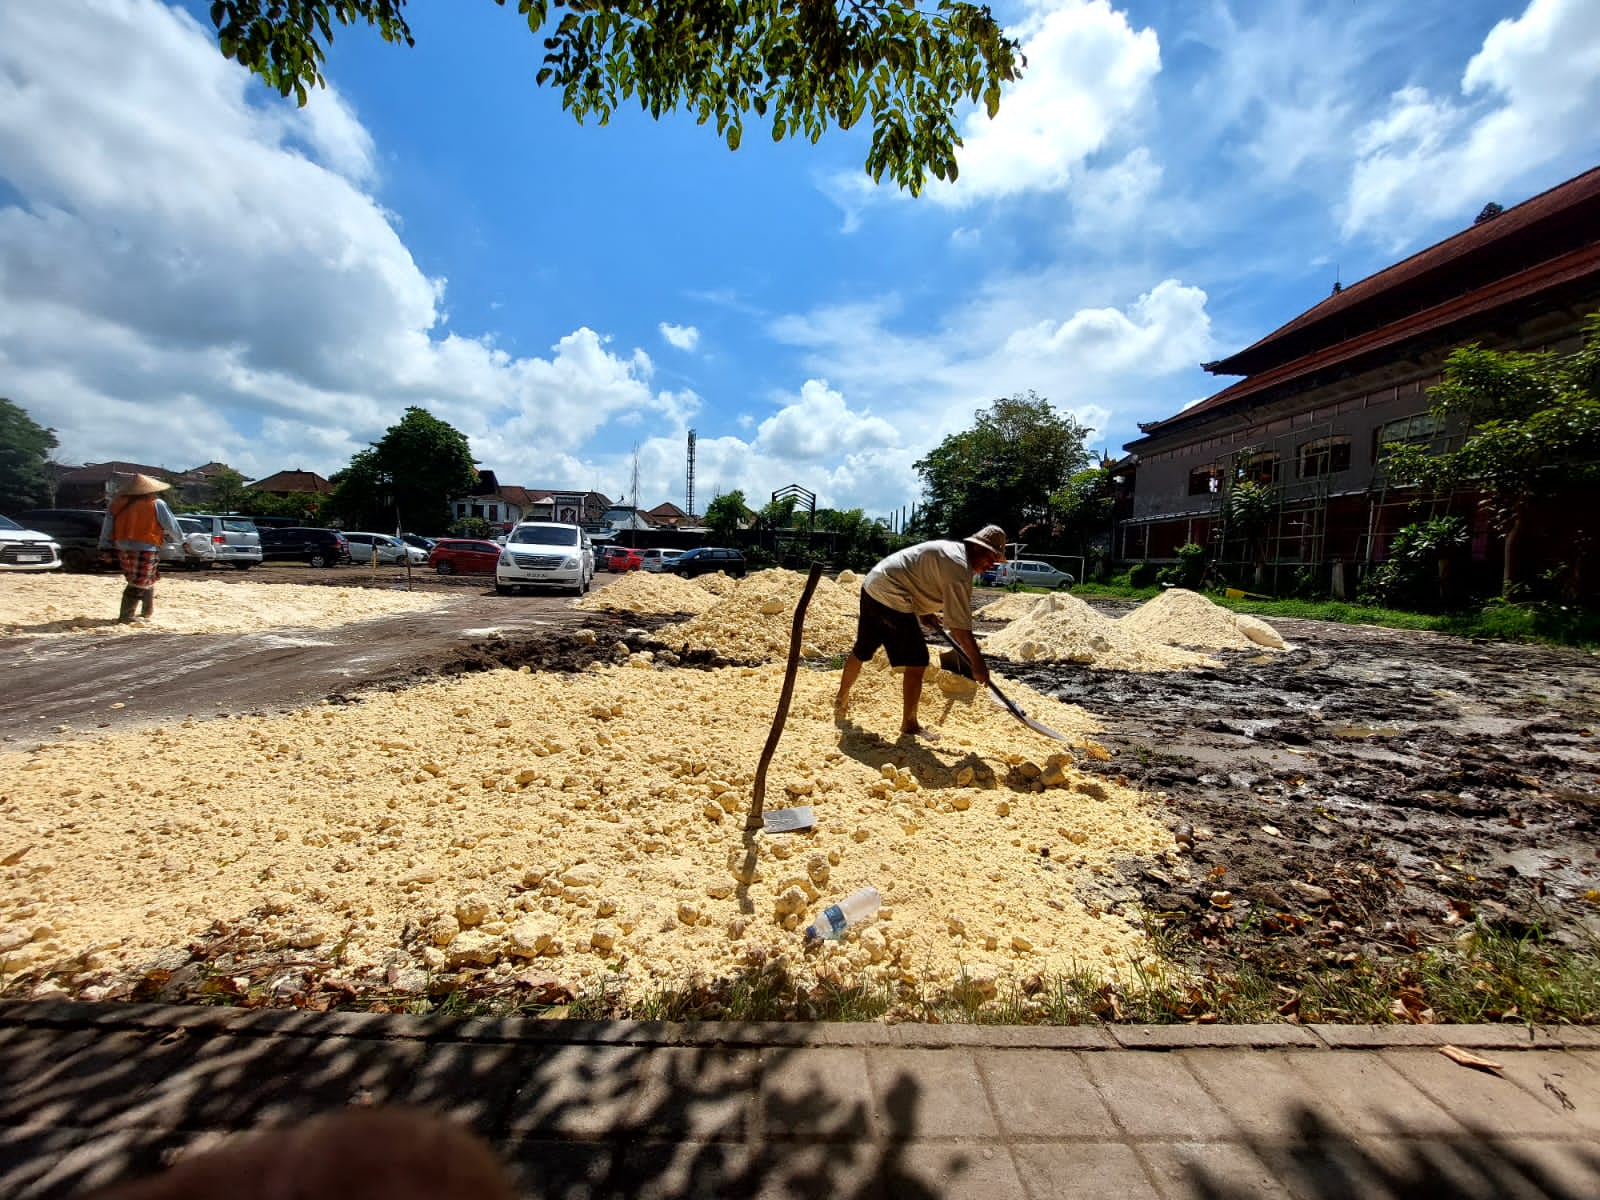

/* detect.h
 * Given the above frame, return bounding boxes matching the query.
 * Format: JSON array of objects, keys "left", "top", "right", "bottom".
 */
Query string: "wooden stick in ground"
[{"left": 749, "top": 561, "right": 826, "bottom": 829}]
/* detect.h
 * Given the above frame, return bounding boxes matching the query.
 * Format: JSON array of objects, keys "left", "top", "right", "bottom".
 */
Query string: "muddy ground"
[
  {"left": 3, "top": 564, "right": 1597, "bottom": 1001},
  {"left": 1011, "top": 607, "right": 1600, "bottom": 984}
]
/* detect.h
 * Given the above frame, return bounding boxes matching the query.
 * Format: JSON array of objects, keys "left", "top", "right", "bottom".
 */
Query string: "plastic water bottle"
[{"left": 804, "top": 887, "right": 881, "bottom": 941}]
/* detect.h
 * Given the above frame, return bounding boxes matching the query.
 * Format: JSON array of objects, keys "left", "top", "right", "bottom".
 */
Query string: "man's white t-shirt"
[{"left": 861, "top": 540, "right": 976, "bottom": 630}]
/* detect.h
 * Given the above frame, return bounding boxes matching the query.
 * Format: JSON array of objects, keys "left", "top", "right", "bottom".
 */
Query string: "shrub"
[
  {"left": 1157, "top": 543, "right": 1206, "bottom": 590},
  {"left": 1127, "top": 562, "right": 1160, "bottom": 588},
  {"left": 1359, "top": 516, "right": 1469, "bottom": 611}
]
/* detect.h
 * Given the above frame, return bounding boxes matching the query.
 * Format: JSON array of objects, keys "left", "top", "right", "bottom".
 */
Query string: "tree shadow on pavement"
[
  {"left": 0, "top": 1005, "right": 963, "bottom": 1200},
  {"left": 1182, "top": 1104, "right": 1600, "bottom": 1200}
]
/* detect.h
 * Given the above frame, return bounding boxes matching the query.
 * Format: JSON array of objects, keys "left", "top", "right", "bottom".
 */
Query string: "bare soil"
[
  {"left": 3, "top": 566, "right": 1596, "bottom": 1003},
  {"left": 993, "top": 603, "right": 1600, "bottom": 976}
]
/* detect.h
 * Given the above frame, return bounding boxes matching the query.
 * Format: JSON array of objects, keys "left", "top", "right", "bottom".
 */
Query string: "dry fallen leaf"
[{"left": 1439, "top": 1044, "right": 1503, "bottom": 1074}]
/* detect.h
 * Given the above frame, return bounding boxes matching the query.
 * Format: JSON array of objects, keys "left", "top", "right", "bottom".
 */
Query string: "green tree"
[
  {"left": 815, "top": 506, "right": 887, "bottom": 571},
  {"left": 1224, "top": 478, "right": 1273, "bottom": 568},
  {"left": 913, "top": 391, "right": 1091, "bottom": 542},
  {"left": 703, "top": 490, "right": 748, "bottom": 540},
  {"left": 1383, "top": 314, "right": 1600, "bottom": 593},
  {"left": 756, "top": 494, "right": 799, "bottom": 531},
  {"left": 327, "top": 407, "right": 479, "bottom": 533},
  {"left": 244, "top": 489, "right": 325, "bottom": 523},
  {"left": 0, "top": 399, "right": 60, "bottom": 511},
  {"left": 206, "top": 0, "right": 1020, "bottom": 195},
  {"left": 1047, "top": 463, "right": 1118, "bottom": 555},
  {"left": 204, "top": 467, "right": 251, "bottom": 512}
]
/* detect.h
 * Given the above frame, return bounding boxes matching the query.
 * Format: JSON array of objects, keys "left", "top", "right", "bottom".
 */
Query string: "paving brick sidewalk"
[{"left": 2, "top": 1002, "right": 1597, "bottom": 1198}]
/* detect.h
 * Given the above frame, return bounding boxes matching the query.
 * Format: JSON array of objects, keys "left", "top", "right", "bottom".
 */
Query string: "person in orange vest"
[{"left": 96, "top": 474, "right": 190, "bottom": 624}]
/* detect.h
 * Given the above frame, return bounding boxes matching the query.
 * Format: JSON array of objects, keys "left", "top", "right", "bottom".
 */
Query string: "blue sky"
[{"left": 2, "top": 0, "right": 1598, "bottom": 519}]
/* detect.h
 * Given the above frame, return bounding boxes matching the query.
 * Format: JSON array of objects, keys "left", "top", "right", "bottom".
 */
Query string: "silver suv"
[
  {"left": 176, "top": 513, "right": 263, "bottom": 570},
  {"left": 992, "top": 559, "right": 1074, "bottom": 589}
]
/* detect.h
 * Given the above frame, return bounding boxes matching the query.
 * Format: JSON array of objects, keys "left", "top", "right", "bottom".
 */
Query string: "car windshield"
[
  {"left": 0, "top": 515, "right": 21, "bottom": 530},
  {"left": 221, "top": 519, "right": 256, "bottom": 533},
  {"left": 510, "top": 526, "right": 578, "bottom": 547},
  {"left": 178, "top": 519, "right": 202, "bottom": 534}
]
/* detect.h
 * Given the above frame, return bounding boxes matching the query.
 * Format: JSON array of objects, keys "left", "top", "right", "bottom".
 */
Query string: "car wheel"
[
  {"left": 436, "top": 561, "right": 454, "bottom": 575},
  {"left": 574, "top": 572, "right": 588, "bottom": 597},
  {"left": 1057, "top": 580, "right": 1071, "bottom": 590},
  {"left": 309, "top": 552, "right": 329, "bottom": 568},
  {"left": 495, "top": 583, "right": 510, "bottom": 595}
]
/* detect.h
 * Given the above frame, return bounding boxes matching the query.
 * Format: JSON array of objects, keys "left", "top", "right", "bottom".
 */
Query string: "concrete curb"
[{"left": 1, "top": 1000, "right": 1595, "bottom": 1051}]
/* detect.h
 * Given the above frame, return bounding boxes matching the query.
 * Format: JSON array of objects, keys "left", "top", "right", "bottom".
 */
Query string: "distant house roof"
[
  {"left": 55, "top": 461, "right": 181, "bottom": 486},
  {"left": 499, "top": 485, "right": 533, "bottom": 507},
  {"left": 249, "top": 469, "right": 333, "bottom": 494},
  {"left": 645, "top": 502, "right": 691, "bottom": 525}
]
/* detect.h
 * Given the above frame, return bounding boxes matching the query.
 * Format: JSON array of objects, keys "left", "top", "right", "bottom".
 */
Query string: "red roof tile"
[
  {"left": 1207, "top": 164, "right": 1600, "bottom": 378},
  {"left": 1142, "top": 242, "right": 1600, "bottom": 435}
]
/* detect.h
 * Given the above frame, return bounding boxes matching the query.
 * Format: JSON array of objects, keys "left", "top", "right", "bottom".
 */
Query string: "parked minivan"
[{"left": 495, "top": 521, "right": 594, "bottom": 595}]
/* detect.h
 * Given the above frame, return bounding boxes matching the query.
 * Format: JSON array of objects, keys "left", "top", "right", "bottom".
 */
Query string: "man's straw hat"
[
  {"left": 119, "top": 473, "right": 172, "bottom": 496},
  {"left": 963, "top": 524, "right": 1007, "bottom": 561}
]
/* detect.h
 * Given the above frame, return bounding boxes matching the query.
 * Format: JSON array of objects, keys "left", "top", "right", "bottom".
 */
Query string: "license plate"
[{"left": 16, "top": 554, "right": 44, "bottom": 563}]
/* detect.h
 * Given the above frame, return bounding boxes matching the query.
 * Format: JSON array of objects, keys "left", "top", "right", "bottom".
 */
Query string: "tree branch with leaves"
[{"left": 207, "top": 0, "right": 1022, "bottom": 195}]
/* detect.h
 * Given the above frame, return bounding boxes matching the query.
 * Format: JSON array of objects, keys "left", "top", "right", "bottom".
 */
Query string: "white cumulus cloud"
[
  {"left": 1343, "top": 0, "right": 1600, "bottom": 242},
  {"left": 0, "top": 0, "right": 692, "bottom": 484},
  {"left": 929, "top": 0, "right": 1161, "bottom": 206},
  {"left": 658, "top": 322, "right": 700, "bottom": 351}
]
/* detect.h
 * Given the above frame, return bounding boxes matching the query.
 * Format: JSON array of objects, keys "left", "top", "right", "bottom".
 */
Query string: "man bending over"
[{"left": 834, "top": 525, "right": 1006, "bottom": 741}]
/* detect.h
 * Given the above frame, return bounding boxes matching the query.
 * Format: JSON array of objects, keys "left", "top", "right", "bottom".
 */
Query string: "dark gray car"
[{"left": 11, "top": 509, "right": 105, "bottom": 572}]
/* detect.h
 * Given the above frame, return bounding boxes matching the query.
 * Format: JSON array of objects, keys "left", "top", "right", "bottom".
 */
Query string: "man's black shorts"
[{"left": 851, "top": 588, "right": 929, "bottom": 668}]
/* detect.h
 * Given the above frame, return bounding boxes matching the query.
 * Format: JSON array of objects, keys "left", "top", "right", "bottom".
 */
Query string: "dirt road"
[
  {"left": 3, "top": 567, "right": 1596, "bottom": 1002},
  {"left": 0, "top": 567, "right": 645, "bottom": 736}
]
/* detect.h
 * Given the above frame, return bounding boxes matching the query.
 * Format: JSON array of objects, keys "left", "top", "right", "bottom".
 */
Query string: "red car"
[
  {"left": 602, "top": 546, "right": 642, "bottom": 572},
  {"left": 428, "top": 538, "right": 502, "bottom": 575}
]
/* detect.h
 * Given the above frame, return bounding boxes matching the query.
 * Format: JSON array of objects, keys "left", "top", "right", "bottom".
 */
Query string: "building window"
[
  {"left": 1236, "top": 453, "right": 1279, "bottom": 485},
  {"left": 1188, "top": 466, "right": 1221, "bottom": 496},
  {"left": 1375, "top": 413, "right": 1447, "bottom": 462},
  {"left": 471, "top": 504, "right": 484, "bottom": 519},
  {"left": 488, "top": 505, "right": 499, "bottom": 522},
  {"left": 1297, "top": 436, "right": 1352, "bottom": 478}
]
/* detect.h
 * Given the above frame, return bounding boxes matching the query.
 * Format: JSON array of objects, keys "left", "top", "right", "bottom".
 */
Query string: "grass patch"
[
  {"left": 377, "top": 921, "right": 1598, "bottom": 1027},
  {"left": 1072, "top": 582, "right": 1600, "bottom": 649}
]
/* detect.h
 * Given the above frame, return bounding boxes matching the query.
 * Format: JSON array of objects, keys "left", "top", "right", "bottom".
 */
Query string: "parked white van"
[{"left": 496, "top": 521, "right": 594, "bottom": 596}]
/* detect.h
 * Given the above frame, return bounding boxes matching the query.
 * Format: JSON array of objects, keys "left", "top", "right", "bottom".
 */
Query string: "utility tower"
[{"left": 685, "top": 429, "right": 697, "bottom": 520}]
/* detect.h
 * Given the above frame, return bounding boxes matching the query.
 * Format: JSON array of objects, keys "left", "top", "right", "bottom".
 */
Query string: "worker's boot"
[
  {"left": 118, "top": 586, "right": 140, "bottom": 624},
  {"left": 138, "top": 588, "right": 154, "bottom": 620}
]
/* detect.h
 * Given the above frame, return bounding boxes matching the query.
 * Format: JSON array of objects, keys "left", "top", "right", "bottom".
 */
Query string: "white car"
[
  {"left": 158, "top": 517, "right": 218, "bottom": 570},
  {"left": 0, "top": 514, "right": 62, "bottom": 571},
  {"left": 345, "top": 532, "right": 428, "bottom": 565},
  {"left": 991, "top": 559, "right": 1075, "bottom": 589},
  {"left": 496, "top": 521, "right": 594, "bottom": 596},
  {"left": 639, "top": 548, "right": 685, "bottom": 573}
]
